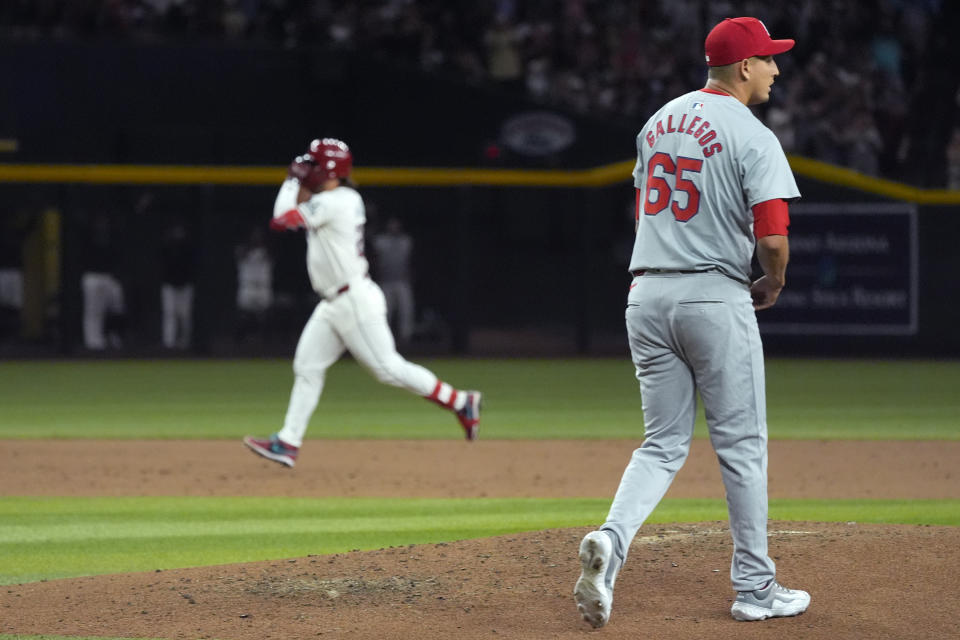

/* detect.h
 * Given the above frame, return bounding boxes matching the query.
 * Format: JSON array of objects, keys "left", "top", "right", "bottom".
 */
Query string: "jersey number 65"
[{"left": 643, "top": 152, "right": 703, "bottom": 222}]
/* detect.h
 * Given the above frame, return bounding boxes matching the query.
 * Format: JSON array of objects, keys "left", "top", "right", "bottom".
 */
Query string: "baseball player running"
[
  {"left": 244, "top": 138, "right": 481, "bottom": 468},
  {"left": 574, "top": 17, "right": 809, "bottom": 627}
]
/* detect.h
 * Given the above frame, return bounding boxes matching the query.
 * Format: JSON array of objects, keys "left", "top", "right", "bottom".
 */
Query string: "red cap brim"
[{"left": 757, "top": 38, "right": 795, "bottom": 57}]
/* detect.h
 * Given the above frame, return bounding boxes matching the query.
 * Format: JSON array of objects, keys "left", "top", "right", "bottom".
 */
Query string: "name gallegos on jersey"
[{"left": 644, "top": 112, "right": 724, "bottom": 158}]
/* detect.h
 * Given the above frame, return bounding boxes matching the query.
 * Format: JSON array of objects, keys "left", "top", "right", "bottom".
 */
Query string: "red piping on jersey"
[
  {"left": 635, "top": 188, "right": 641, "bottom": 221},
  {"left": 699, "top": 87, "right": 733, "bottom": 96},
  {"left": 752, "top": 199, "right": 790, "bottom": 238}
]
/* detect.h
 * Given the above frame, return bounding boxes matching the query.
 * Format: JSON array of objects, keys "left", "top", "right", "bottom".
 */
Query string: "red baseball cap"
[{"left": 704, "top": 17, "right": 794, "bottom": 67}]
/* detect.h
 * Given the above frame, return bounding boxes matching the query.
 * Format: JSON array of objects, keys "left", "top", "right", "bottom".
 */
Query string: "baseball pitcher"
[{"left": 574, "top": 17, "right": 810, "bottom": 627}]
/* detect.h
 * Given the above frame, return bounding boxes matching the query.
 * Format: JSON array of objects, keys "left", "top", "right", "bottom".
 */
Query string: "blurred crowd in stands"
[{"left": 3, "top": 0, "right": 956, "bottom": 184}]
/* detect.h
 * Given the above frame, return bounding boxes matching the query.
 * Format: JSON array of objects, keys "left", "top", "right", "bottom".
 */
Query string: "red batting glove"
[{"left": 269, "top": 209, "right": 305, "bottom": 232}]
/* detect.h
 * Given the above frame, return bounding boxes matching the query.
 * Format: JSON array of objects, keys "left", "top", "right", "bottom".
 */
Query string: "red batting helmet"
[{"left": 307, "top": 138, "right": 353, "bottom": 179}]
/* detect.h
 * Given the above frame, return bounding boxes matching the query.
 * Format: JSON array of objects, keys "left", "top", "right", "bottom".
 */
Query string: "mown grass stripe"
[
  {"left": 0, "top": 358, "right": 957, "bottom": 440},
  {"left": 1, "top": 497, "right": 956, "bottom": 585}
]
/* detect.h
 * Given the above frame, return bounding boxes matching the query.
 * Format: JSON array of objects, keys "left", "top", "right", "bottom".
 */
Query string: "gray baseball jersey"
[{"left": 630, "top": 89, "right": 799, "bottom": 282}]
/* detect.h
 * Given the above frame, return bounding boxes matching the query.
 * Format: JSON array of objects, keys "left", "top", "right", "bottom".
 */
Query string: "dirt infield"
[{"left": 2, "top": 439, "right": 959, "bottom": 639}]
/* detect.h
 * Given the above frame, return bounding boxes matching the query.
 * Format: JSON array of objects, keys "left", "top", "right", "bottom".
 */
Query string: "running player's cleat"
[
  {"left": 731, "top": 581, "right": 811, "bottom": 621},
  {"left": 456, "top": 391, "right": 482, "bottom": 441},
  {"left": 574, "top": 530, "right": 621, "bottom": 628},
  {"left": 243, "top": 434, "right": 299, "bottom": 468}
]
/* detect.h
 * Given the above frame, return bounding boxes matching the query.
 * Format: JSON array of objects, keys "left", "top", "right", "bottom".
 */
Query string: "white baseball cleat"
[
  {"left": 574, "top": 530, "right": 620, "bottom": 628},
  {"left": 731, "top": 581, "right": 811, "bottom": 621}
]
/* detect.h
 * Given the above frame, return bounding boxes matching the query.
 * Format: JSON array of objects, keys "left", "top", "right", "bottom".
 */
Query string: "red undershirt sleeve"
[{"left": 752, "top": 198, "right": 790, "bottom": 238}]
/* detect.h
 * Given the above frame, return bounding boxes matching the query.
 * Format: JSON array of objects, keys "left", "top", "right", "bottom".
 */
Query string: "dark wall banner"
[{"left": 759, "top": 203, "right": 918, "bottom": 336}]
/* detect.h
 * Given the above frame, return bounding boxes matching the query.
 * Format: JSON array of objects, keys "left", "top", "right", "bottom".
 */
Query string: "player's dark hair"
[{"left": 707, "top": 64, "right": 734, "bottom": 80}]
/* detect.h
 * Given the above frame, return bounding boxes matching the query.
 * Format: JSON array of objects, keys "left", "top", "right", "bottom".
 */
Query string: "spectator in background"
[
  {"left": 0, "top": 212, "right": 27, "bottom": 340},
  {"left": 765, "top": 104, "right": 796, "bottom": 153},
  {"left": 235, "top": 225, "right": 273, "bottom": 343},
  {"left": 371, "top": 215, "right": 416, "bottom": 346},
  {"left": 160, "top": 220, "right": 197, "bottom": 350},
  {"left": 1, "top": 0, "right": 946, "bottom": 183},
  {"left": 871, "top": 17, "right": 903, "bottom": 80},
  {"left": 525, "top": 56, "right": 552, "bottom": 101},
  {"left": 221, "top": 0, "right": 249, "bottom": 39},
  {"left": 872, "top": 73, "right": 909, "bottom": 176},
  {"left": 484, "top": 13, "right": 524, "bottom": 89},
  {"left": 81, "top": 213, "right": 126, "bottom": 350},
  {"left": 842, "top": 109, "right": 883, "bottom": 176},
  {"left": 946, "top": 127, "right": 960, "bottom": 189}
]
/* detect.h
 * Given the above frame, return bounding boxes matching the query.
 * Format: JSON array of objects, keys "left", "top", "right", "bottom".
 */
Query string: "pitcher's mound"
[{"left": 4, "top": 521, "right": 958, "bottom": 639}]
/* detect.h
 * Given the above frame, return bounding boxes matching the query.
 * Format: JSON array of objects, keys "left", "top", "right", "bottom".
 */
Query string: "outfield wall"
[{"left": 1, "top": 167, "right": 957, "bottom": 358}]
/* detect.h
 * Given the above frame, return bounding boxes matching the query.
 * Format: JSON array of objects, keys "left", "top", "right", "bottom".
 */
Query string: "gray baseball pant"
[{"left": 601, "top": 271, "right": 776, "bottom": 592}]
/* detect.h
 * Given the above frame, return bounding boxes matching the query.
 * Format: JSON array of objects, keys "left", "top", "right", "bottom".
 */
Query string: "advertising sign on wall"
[{"left": 759, "top": 203, "right": 918, "bottom": 335}]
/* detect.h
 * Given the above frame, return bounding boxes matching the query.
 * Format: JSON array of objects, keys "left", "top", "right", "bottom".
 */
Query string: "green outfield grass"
[
  {"left": 1, "top": 495, "right": 957, "bottom": 586},
  {"left": 1, "top": 357, "right": 957, "bottom": 593},
  {"left": 0, "top": 357, "right": 957, "bottom": 440}
]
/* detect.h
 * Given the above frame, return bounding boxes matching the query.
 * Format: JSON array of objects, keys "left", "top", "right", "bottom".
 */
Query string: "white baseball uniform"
[
  {"left": 600, "top": 88, "right": 799, "bottom": 592},
  {"left": 81, "top": 223, "right": 125, "bottom": 351},
  {"left": 271, "top": 178, "right": 467, "bottom": 447}
]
